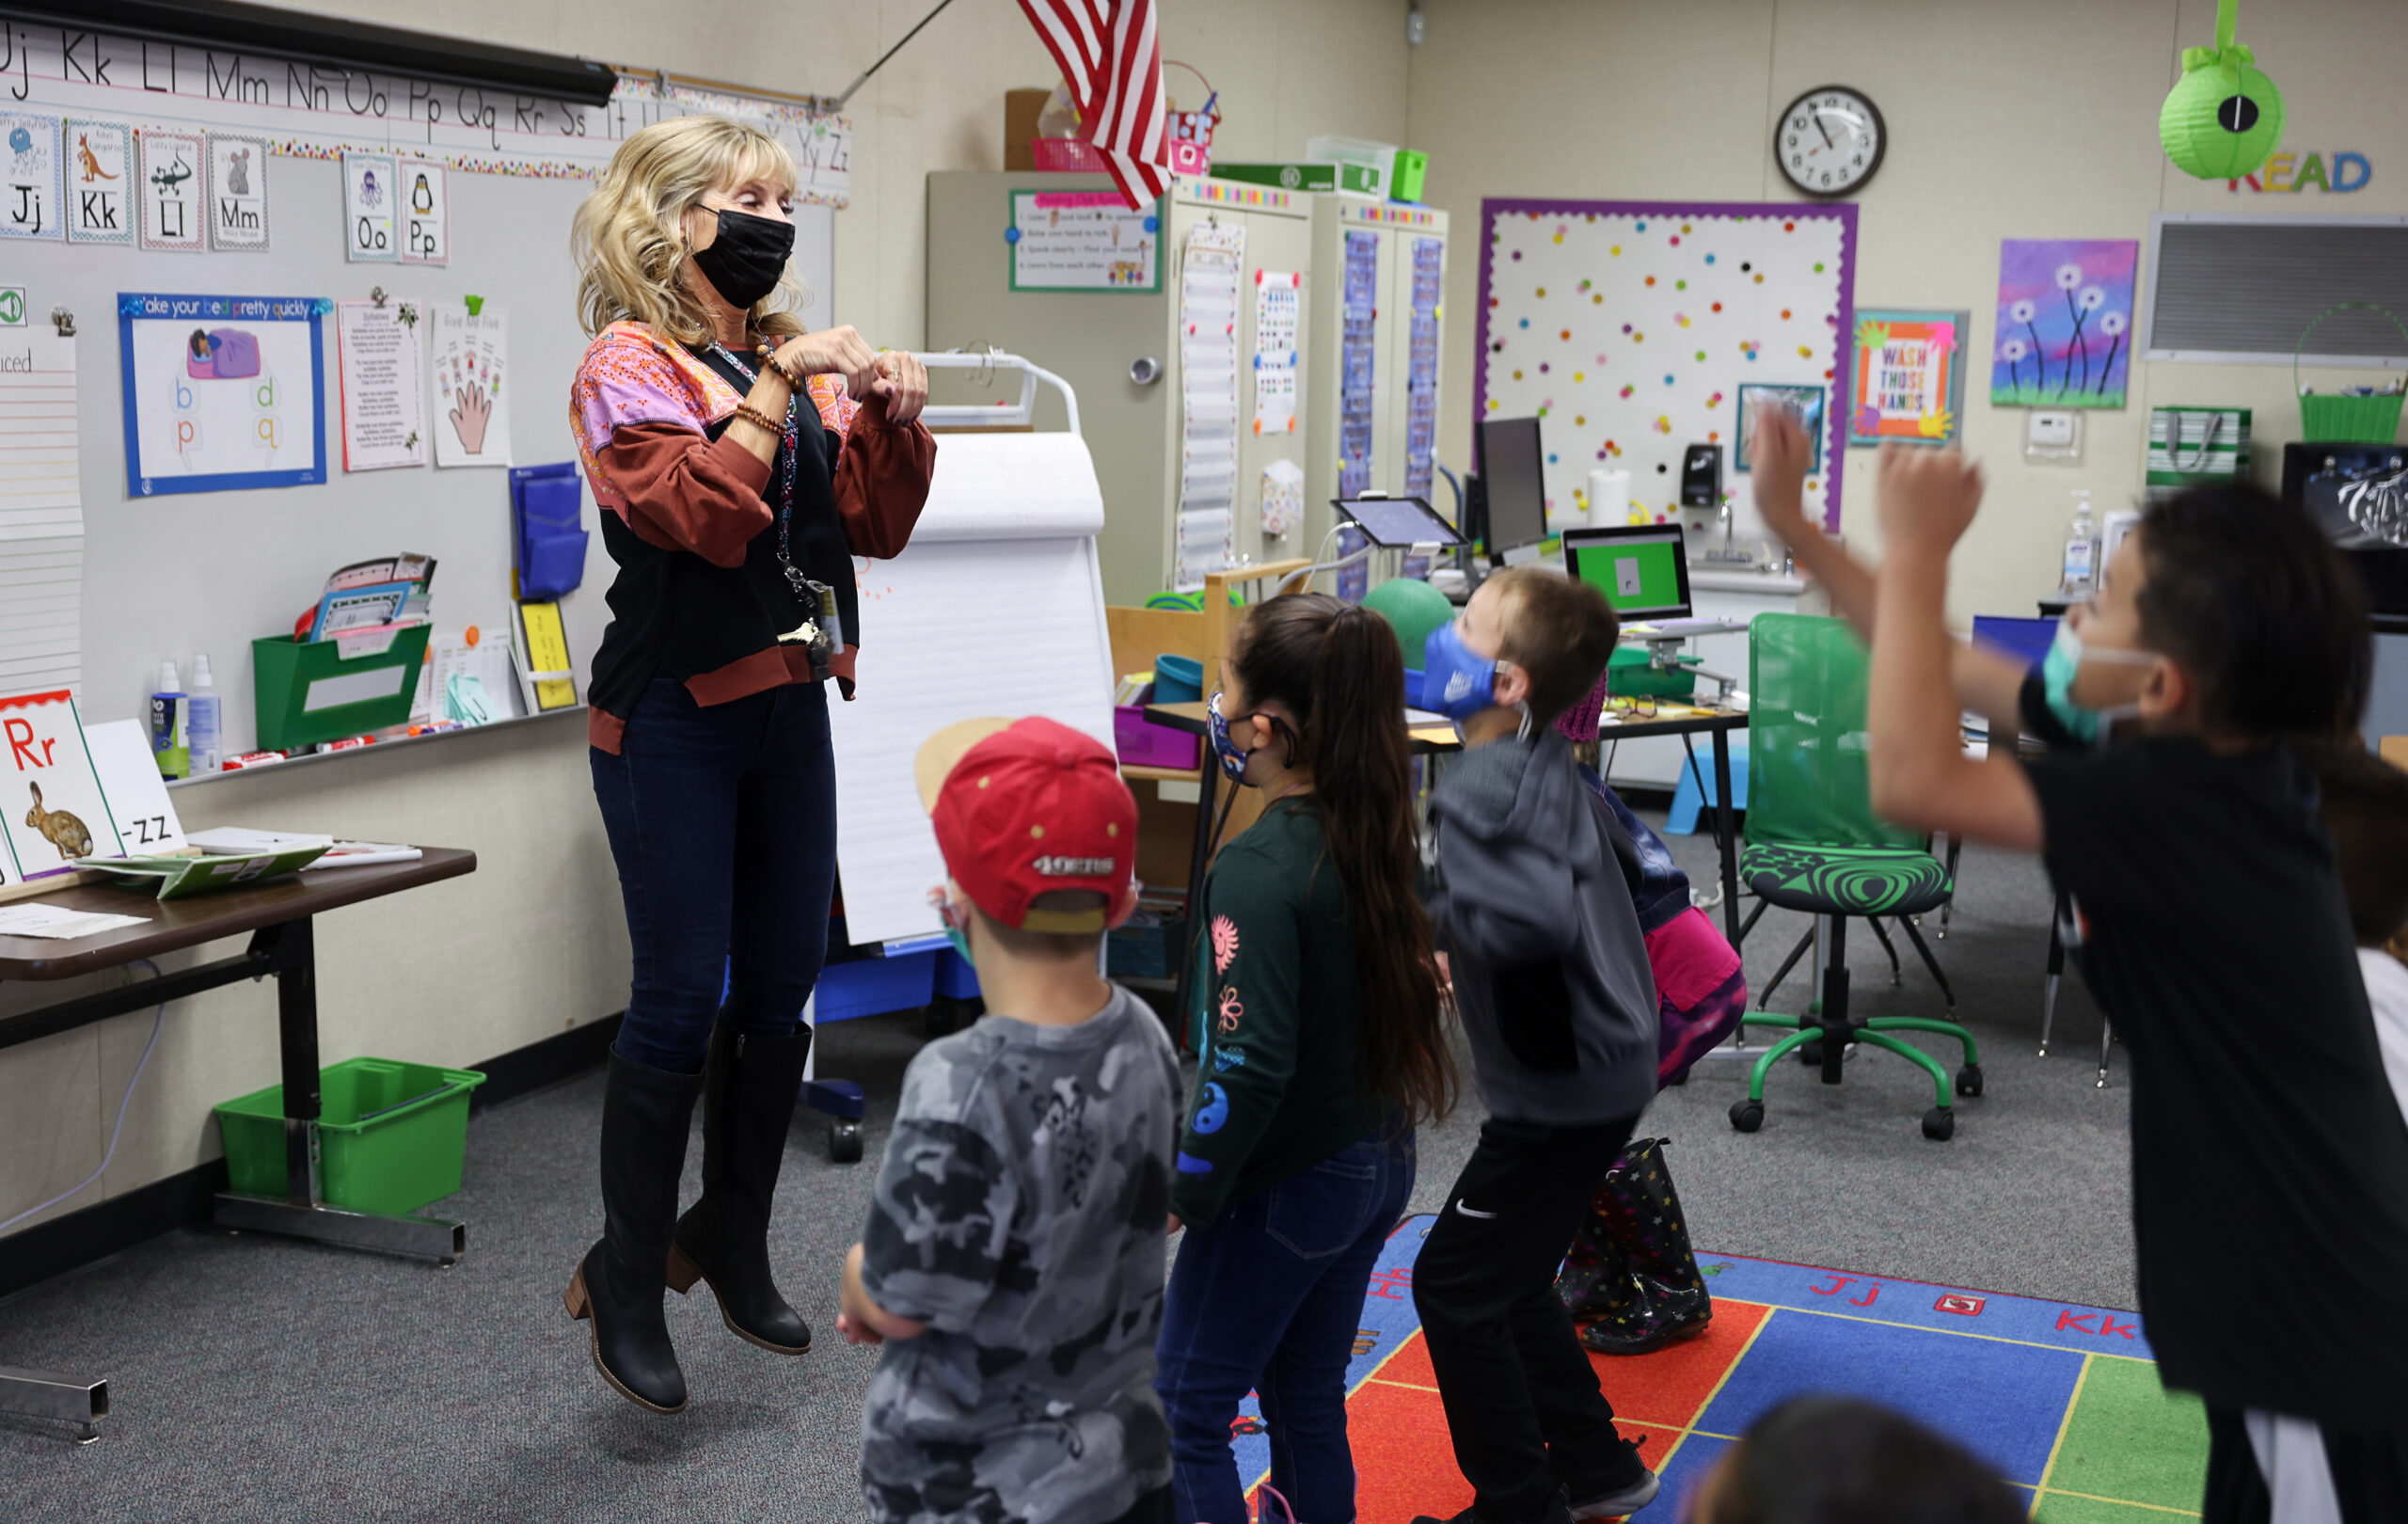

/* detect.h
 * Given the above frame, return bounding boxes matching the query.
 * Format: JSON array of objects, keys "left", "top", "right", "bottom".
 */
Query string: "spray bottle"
[
  {"left": 150, "top": 659, "right": 189, "bottom": 780},
  {"left": 187, "top": 653, "right": 222, "bottom": 775},
  {"left": 2061, "top": 489, "right": 2099, "bottom": 599}
]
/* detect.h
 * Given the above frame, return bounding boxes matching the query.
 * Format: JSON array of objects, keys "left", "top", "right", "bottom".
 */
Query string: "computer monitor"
[
  {"left": 1971, "top": 614, "right": 2058, "bottom": 672},
  {"left": 1561, "top": 524, "right": 1693, "bottom": 622},
  {"left": 1478, "top": 416, "right": 1549, "bottom": 560}
]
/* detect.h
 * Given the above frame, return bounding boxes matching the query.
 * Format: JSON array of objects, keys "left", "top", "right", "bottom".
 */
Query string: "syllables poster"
[
  {"left": 119, "top": 292, "right": 328, "bottom": 496},
  {"left": 431, "top": 302, "right": 508, "bottom": 467}
]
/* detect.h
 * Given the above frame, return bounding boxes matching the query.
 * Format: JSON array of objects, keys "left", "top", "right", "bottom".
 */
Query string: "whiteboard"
[
  {"left": 1474, "top": 200, "right": 1857, "bottom": 533},
  {"left": 15, "top": 155, "right": 832, "bottom": 747},
  {"left": 828, "top": 433, "right": 1117, "bottom": 945}
]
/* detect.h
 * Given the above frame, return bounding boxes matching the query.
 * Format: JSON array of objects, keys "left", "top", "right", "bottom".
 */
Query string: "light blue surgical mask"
[{"left": 2039, "top": 614, "right": 2154, "bottom": 746}]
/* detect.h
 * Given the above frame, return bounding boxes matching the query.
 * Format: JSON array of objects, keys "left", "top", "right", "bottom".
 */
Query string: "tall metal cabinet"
[
  {"left": 1302, "top": 198, "right": 1450, "bottom": 567},
  {"left": 927, "top": 172, "right": 1316, "bottom": 603}
]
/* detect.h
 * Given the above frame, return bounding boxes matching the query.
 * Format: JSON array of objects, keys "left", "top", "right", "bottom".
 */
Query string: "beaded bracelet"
[
  {"left": 754, "top": 343, "right": 806, "bottom": 390},
  {"left": 731, "top": 402, "right": 784, "bottom": 437}
]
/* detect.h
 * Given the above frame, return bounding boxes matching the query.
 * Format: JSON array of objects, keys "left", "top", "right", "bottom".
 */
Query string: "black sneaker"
[{"left": 1564, "top": 1437, "right": 1662, "bottom": 1520}]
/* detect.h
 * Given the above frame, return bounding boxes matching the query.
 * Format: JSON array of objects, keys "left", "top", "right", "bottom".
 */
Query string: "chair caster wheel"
[
  {"left": 1922, "top": 1107, "right": 1955, "bottom": 1142},
  {"left": 1730, "top": 1100, "right": 1765, "bottom": 1134},
  {"left": 1955, "top": 1064, "right": 1984, "bottom": 1098},
  {"left": 1798, "top": 1041, "right": 1823, "bottom": 1067},
  {"left": 829, "top": 1118, "right": 863, "bottom": 1163}
]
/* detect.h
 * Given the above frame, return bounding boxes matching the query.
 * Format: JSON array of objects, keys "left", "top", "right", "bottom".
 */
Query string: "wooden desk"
[{"left": 0, "top": 847, "right": 476, "bottom": 1443}]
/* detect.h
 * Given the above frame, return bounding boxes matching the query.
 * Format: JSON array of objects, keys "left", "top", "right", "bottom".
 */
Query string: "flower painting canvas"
[{"left": 1991, "top": 239, "right": 2138, "bottom": 410}]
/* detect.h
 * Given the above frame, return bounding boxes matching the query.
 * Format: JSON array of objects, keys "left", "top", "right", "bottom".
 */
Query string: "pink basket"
[
  {"left": 1030, "top": 136, "right": 1107, "bottom": 173},
  {"left": 1115, "top": 705, "right": 1199, "bottom": 770}
]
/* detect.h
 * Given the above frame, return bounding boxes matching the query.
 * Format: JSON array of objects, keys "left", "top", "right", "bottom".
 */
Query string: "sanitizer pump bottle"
[
  {"left": 2062, "top": 490, "right": 2099, "bottom": 599},
  {"left": 188, "top": 653, "right": 222, "bottom": 776}
]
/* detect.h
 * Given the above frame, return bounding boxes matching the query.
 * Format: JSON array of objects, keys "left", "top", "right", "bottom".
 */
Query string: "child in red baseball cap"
[{"left": 840, "top": 716, "right": 1183, "bottom": 1524}]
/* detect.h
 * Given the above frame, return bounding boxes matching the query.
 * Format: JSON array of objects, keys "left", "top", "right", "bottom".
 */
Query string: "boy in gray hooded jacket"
[{"left": 1413, "top": 567, "right": 1663, "bottom": 1524}]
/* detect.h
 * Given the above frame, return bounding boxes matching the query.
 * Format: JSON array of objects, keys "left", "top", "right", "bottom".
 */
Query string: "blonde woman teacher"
[{"left": 563, "top": 116, "right": 935, "bottom": 1414}]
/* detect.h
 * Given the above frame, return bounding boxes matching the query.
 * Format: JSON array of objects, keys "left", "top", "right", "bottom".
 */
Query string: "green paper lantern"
[{"left": 2160, "top": 0, "right": 2284, "bottom": 180}]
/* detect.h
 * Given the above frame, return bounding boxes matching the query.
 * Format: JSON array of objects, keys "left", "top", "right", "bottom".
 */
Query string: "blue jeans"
[
  {"left": 1157, "top": 1130, "right": 1417, "bottom": 1524},
  {"left": 591, "top": 676, "right": 838, "bottom": 1075}
]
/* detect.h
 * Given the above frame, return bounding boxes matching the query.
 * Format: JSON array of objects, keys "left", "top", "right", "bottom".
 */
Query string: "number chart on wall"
[{"left": 1475, "top": 200, "right": 1857, "bottom": 532}]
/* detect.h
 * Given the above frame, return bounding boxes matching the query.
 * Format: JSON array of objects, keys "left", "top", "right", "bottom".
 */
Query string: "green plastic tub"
[
  {"left": 1608, "top": 645, "right": 1701, "bottom": 699},
  {"left": 215, "top": 1057, "right": 486, "bottom": 1214}
]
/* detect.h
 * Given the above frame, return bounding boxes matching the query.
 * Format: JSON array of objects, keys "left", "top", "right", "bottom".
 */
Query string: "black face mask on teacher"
[{"left": 689, "top": 204, "right": 794, "bottom": 310}]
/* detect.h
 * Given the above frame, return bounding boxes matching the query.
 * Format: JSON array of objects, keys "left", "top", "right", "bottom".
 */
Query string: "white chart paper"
[
  {"left": 0, "top": 333, "right": 81, "bottom": 696},
  {"left": 1178, "top": 222, "right": 1245, "bottom": 587}
]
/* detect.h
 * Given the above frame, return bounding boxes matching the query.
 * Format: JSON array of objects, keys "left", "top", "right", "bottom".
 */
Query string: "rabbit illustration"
[{"left": 26, "top": 782, "right": 92, "bottom": 861}]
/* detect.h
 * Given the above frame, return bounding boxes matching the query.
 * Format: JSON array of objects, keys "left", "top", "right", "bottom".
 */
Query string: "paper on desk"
[
  {"left": 185, "top": 828, "right": 420, "bottom": 868},
  {"left": 0, "top": 902, "right": 149, "bottom": 939}
]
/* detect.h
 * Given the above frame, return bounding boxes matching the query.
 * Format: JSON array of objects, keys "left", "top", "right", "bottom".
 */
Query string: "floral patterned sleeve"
[{"left": 1169, "top": 838, "right": 1303, "bottom": 1230}]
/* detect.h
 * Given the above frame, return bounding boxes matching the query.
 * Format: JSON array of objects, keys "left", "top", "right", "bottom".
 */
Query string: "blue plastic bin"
[
  {"left": 1664, "top": 743, "right": 1750, "bottom": 834},
  {"left": 815, "top": 951, "right": 937, "bottom": 1023}
]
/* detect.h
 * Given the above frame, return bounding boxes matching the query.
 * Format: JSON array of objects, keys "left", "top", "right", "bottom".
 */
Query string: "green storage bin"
[
  {"left": 1390, "top": 148, "right": 1429, "bottom": 203},
  {"left": 1608, "top": 645, "right": 1701, "bottom": 699},
  {"left": 1211, "top": 161, "right": 1383, "bottom": 196},
  {"left": 215, "top": 1056, "right": 485, "bottom": 1214},
  {"left": 2294, "top": 302, "right": 2408, "bottom": 445},
  {"left": 251, "top": 624, "right": 433, "bottom": 751}
]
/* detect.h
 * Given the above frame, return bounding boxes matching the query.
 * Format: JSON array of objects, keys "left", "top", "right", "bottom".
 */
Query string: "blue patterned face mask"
[
  {"left": 2039, "top": 614, "right": 2154, "bottom": 746},
  {"left": 1206, "top": 691, "right": 1252, "bottom": 784}
]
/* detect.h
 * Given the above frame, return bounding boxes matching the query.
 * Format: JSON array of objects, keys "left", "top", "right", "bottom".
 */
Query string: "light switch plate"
[{"left": 2024, "top": 409, "right": 2083, "bottom": 463}]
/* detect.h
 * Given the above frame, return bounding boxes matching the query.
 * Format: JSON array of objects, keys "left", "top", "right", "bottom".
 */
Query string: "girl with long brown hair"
[{"left": 1155, "top": 593, "right": 1456, "bottom": 1524}]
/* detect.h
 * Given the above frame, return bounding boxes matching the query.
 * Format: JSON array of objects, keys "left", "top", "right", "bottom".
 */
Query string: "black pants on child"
[
  {"left": 1416, "top": 1115, "right": 1644, "bottom": 1522},
  {"left": 2204, "top": 1407, "right": 2408, "bottom": 1524}
]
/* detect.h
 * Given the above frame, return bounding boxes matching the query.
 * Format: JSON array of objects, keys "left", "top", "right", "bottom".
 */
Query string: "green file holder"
[{"left": 252, "top": 624, "right": 432, "bottom": 751}]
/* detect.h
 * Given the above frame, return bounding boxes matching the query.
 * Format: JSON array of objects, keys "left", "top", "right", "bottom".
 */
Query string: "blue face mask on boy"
[
  {"left": 2038, "top": 614, "right": 2155, "bottom": 745},
  {"left": 1424, "top": 621, "right": 1500, "bottom": 721}
]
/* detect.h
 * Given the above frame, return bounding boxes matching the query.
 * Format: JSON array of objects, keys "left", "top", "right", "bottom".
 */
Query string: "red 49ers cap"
[{"left": 915, "top": 716, "right": 1139, "bottom": 933}]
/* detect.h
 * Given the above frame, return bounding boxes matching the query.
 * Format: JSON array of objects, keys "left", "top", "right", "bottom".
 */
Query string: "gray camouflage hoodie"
[{"left": 1426, "top": 729, "right": 1659, "bottom": 1126}]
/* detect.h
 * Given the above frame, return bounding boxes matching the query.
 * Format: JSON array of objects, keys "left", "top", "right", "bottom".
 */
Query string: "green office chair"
[{"left": 1728, "top": 614, "right": 1982, "bottom": 1142}]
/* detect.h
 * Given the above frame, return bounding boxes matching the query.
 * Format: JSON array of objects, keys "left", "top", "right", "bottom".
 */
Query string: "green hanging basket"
[
  {"left": 2294, "top": 303, "right": 2408, "bottom": 446},
  {"left": 2160, "top": 0, "right": 2284, "bottom": 181}
]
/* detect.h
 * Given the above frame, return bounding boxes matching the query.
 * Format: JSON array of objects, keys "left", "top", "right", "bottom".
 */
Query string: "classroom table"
[
  {"left": 1140, "top": 702, "right": 1751, "bottom": 1024},
  {"left": 0, "top": 847, "right": 477, "bottom": 1443}
]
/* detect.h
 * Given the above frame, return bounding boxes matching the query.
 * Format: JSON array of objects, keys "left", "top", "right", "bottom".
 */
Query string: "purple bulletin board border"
[{"left": 1475, "top": 198, "right": 1859, "bottom": 532}]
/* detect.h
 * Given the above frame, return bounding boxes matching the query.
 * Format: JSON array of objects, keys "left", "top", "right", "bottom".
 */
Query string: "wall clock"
[{"left": 1776, "top": 86, "right": 1885, "bottom": 198}]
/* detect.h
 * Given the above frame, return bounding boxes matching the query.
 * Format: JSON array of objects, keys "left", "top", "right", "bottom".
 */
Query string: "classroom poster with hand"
[
  {"left": 431, "top": 302, "right": 509, "bottom": 467},
  {"left": 118, "top": 292, "right": 328, "bottom": 496}
]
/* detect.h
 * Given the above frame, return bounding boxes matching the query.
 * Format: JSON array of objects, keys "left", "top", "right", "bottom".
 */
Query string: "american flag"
[{"left": 1015, "top": 0, "right": 1169, "bottom": 210}]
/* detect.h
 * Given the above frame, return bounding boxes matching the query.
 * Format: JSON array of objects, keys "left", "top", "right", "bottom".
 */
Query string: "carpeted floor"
[
  {"left": 0, "top": 828, "right": 2137, "bottom": 1521},
  {"left": 1265, "top": 1215, "right": 2205, "bottom": 1524}
]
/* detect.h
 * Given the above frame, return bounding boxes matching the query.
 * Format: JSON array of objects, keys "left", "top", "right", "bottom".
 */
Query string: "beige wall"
[{"left": 1410, "top": 0, "right": 2408, "bottom": 619}]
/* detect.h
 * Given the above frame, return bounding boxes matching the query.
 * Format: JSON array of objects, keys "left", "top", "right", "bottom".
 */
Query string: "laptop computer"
[{"left": 1561, "top": 524, "right": 1730, "bottom": 638}]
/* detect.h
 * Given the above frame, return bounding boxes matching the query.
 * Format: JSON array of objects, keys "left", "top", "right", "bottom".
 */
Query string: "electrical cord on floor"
[{"left": 0, "top": 959, "right": 167, "bottom": 1234}]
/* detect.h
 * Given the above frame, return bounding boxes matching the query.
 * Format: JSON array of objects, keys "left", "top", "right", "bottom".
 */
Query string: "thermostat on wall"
[{"left": 2024, "top": 410, "right": 2083, "bottom": 463}]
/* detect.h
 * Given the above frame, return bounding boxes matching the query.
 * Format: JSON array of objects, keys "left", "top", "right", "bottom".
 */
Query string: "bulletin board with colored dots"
[{"left": 1473, "top": 200, "right": 1858, "bottom": 533}]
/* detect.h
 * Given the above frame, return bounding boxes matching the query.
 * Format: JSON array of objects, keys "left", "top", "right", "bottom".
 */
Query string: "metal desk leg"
[
  {"left": 1169, "top": 765, "right": 1219, "bottom": 1046},
  {"left": 214, "top": 918, "right": 465, "bottom": 1262},
  {"left": 0, "top": 1366, "right": 107, "bottom": 1444},
  {"left": 1712, "top": 727, "right": 1743, "bottom": 949}
]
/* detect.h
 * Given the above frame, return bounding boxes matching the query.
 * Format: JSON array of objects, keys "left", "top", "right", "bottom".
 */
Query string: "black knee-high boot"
[
  {"left": 565, "top": 1052, "right": 704, "bottom": 1413},
  {"left": 666, "top": 1022, "right": 814, "bottom": 1354}
]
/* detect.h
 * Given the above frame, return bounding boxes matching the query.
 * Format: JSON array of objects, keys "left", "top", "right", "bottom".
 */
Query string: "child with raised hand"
[
  {"left": 1155, "top": 593, "right": 1457, "bottom": 1524},
  {"left": 1413, "top": 566, "right": 1663, "bottom": 1524},
  {"left": 1852, "top": 445, "right": 2408, "bottom": 1522},
  {"left": 839, "top": 716, "right": 1181, "bottom": 1524}
]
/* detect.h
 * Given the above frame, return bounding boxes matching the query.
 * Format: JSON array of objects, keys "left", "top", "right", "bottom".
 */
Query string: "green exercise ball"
[
  {"left": 2160, "top": 52, "right": 2284, "bottom": 181},
  {"left": 1362, "top": 577, "right": 1456, "bottom": 671}
]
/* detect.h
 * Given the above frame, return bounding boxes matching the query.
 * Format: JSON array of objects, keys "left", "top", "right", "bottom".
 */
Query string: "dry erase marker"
[
  {"left": 320, "top": 734, "right": 378, "bottom": 753},
  {"left": 223, "top": 750, "right": 290, "bottom": 771}
]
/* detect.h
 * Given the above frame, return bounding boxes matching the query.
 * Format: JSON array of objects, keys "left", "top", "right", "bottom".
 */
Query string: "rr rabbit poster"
[
  {"left": 0, "top": 690, "right": 122, "bottom": 881},
  {"left": 118, "top": 292, "right": 329, "bottom": 496}
]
